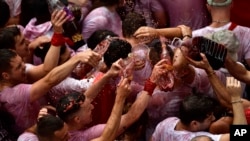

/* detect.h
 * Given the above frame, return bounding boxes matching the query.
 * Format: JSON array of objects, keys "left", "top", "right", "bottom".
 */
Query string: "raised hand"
[
  {"left": 185, "top": 52, "right": 213, "bottom": 72},
  {"left": 116, "top": 77, "right": 131, "bottom": 99},
  {"left": 51, "top": 9, "right": 70, "bottom": 33},
  {"left": 226, "top": 77, "right": 242, "bottom": 98},
  {"left": 106, "top": 59, "right": 123, "bottom": 78},
  {"left": 177, "top": 25, "right": 192, "bottom": 40},
  {"left": 133, "top": 26, "right": 158, "bottom": 43},
  {"left": 76, "top": 49, "right": 102, "bottom": 67},
  {"left": 150, "top": 59, "right": 171, "bottom": 82}
]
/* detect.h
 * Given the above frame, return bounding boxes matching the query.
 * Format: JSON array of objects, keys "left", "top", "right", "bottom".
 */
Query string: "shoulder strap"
[{"left": 228, "top": 22, "right": 237, "bottom": 31}]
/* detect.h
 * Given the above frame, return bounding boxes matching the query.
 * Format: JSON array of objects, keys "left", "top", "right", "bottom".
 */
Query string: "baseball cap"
[
  {"left": 205, "top": 30, "right": 239, "bottom": 61},
  {"left": 207, "top": 0, "right": 232, "bottom": 6}
]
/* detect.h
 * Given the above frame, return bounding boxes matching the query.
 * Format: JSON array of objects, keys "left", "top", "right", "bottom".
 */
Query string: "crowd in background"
[{"left": 0, "top": 0, "right": 250, "bottom": 141}]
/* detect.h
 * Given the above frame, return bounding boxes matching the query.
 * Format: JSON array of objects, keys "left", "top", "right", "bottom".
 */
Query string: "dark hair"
[
  {"left": 179, "top": 94, "right": 218, "bottom": 125},
  {"left": 37, "top": 115, "right": 64, "bottom": 140},
  {"left": 0, "top": 26, "right": 21, "bottom": 50},
  {"left": 56, "top": 91, "right": 86, "bottom": 122},
  {"left": 148, "top": 39, "right": 174, "bottom": 66},
  {"left": 104, "top": 38, "right": 132, "bottom": 68},
  {"left": 87, "top": 29, "right": 118, "bottom": 50},
  {"left": 20, "top": 0, "right": 51, "bottom": 26},
  {"left": 0, "top": 49, "right": 18, "bottom": 80},
  {"left": 0, "top": 0, "right": 10, "bottom": 28},
  {"left": 122, "top": 12, "right": 146, "bottom": 38}
]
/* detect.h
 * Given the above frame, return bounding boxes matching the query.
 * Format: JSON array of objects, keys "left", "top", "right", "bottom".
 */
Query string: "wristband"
[
  {"left": 144, "top": 79, "right": 156, "bottom": 96},
  {"left": 51, "top": 33, "right": 65, "bottom": 47}
]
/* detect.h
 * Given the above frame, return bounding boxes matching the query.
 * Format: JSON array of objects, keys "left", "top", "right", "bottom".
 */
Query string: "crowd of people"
[{"left": 0, "top": 0, "right": 250, "bottom": 141}]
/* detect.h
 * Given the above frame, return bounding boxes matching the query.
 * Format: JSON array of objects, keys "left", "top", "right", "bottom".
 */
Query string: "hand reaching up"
[
  {"left": 150, "top": 59, "right": 170, "bottom": 82},
  {"left": 226, "top": 77, "right": 242, "bottom": 99},
  {"left": 51, "top": 9, "right": 71, "bottom": 33},
  {"left": 116, "top": 77, "right": 131, "bottom": 99},
  {"left": 133, "top": 26, "right": 158, "bottom": 43},
  {"left": 106, "top": 59, "right": 123, "bottom": 78},
  {"left": 185, "top": 52, "right": 213, "bottom": 73},
  {"left": 76, "top": 49, "right": 102, "bottom": 67}
]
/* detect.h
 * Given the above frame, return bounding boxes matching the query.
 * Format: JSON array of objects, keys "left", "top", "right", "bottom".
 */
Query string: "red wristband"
[
  {"left": 144, "top": 79, "right": 156, "bottom": 96},
  {"left": 51, "top": 33, "right": 65, "bottom": 47}
]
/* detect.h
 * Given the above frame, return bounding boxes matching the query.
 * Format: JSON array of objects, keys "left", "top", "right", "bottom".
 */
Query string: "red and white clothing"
[
  {"left": 146, "top": 68, "right": 225, "bottom": 139},
  {"left": 193, "top": 22, "right": 250, "bottom": 64}
]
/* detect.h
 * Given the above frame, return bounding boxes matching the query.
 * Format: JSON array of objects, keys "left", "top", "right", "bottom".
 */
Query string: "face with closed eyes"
[
  {"left": 172, "top": 47, "right": 189, "bottom": 74},
  {"left": 14, "top": 34, "right": 30, "bottom": 59}
]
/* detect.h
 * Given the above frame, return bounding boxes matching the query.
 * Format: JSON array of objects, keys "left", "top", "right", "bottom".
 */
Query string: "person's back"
[
  {"left": 82, "top": 0, "right": 123, "bottom": 41},
  {"left": 158, "top": 0, "right": 211, "bottom": 30},
  {"left": 120, "top": 0, "right": 166, "bottom": 28},
  {"left": 193, "top": 0, "right": 250, "bottom": 67}
]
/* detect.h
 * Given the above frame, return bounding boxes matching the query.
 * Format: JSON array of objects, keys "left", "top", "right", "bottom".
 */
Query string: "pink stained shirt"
[
  {"left": 126, "top": 0, "right": 165, "bottom": 27},
  {"left": 152, "top": 117, "right": 222, "bottom": 141},
  {"left": 146, "top": 68, "right": 225, "bottom": 139},
  {"left": 69, "top": 124, "right": 105, "bottom": 141},
  {"left": 158, "top": 0, "right": 211, "bottom": 30},
  {"left": 0, "top": 84, "right": 41, "bottom": 134},
  {"left": 47, "top": 77, "right": 94, "bottom": 107},
  {"left": 17, "top": 132, "right": 38, "bottom": 141},
  {"left": 4, "top": 0, "right": 21, "bottom": 17},
  {"left": 82, "top": 6, "right": 122, "bottom": 41}
]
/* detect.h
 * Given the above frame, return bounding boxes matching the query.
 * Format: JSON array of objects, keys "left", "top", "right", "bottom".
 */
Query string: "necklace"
[{"left": 212, "top": 20, "right": 230, "bottom": 24}]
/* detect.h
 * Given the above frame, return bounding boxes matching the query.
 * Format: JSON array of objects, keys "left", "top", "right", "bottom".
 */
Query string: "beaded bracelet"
[{"left": 231, "top": 99, "right": 243, "bottom": 104}]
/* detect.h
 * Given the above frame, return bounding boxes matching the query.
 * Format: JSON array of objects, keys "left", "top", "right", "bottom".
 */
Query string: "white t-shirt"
[{"left": 152, "top": 117, "right": 222, "bottom": 141}]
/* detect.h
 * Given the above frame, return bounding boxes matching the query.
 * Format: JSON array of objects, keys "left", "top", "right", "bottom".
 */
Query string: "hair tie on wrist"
[{"left": 231, "top": 99, "right": 243, "bottom": 104}]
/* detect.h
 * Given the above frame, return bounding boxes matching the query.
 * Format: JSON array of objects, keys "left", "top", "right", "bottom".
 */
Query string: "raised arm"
[
  {"left": 115, "top": 60, "right": 171, "bottom": 136},
  {"left": 227, "top": 77, "right": 247, "bottom": 124},
  {"left": 27, "top": 10, "right": 70, "bottom": 82},
  {"left": 91, "top": 78, "right": 131, "bottom": 141},
  {"left": 29, "top": 49, "right": 101, "bottom": 102},
  {"left": 133, "top": 26, "right": 185, "bottom": 42},
  {"left": 84, "top": 59, "right": 123, "bottom": 100},
  {"left": 186, "top": 53, "right": 230, "bottom": 108},
  {"left": 225, "top": 55, "right": 250, "bottom": 84}
]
